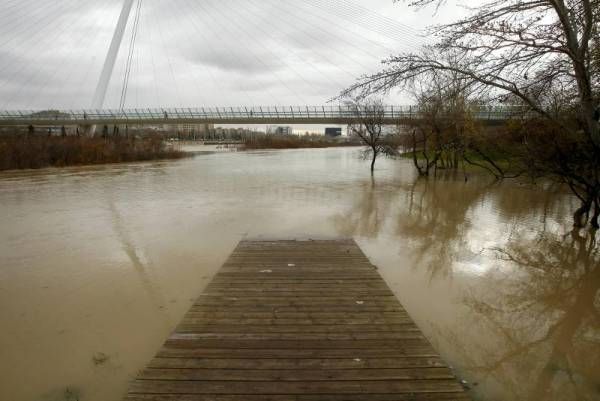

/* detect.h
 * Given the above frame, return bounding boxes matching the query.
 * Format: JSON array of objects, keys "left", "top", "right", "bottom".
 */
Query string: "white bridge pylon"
[{"left": 91, "top": 0, "right": 136, "bottom": 110}]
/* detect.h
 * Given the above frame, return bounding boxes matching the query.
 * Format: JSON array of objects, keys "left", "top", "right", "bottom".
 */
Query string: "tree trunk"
[
  {"left": 411, "top": 130, "right": 427, "bottom": 176},
  {"left": 370, "top": 150, "right": 377, "bottom": 174},
  {"left": 591, "top": 199, "right": 600, "bottom": 230},
  {"left": 574, "top": 198, "right": 592, "bottom": 228}
]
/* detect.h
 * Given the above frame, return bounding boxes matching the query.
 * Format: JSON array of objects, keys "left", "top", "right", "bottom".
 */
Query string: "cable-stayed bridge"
[
  {"left": 0, "top": 1, "right": 425, "bottom": 114},
  {"left": 0, "top": 106, "right": 522, "bottom": 127},
  {"left": 0, "top": 1, "right": 517, "bottom": 128}
]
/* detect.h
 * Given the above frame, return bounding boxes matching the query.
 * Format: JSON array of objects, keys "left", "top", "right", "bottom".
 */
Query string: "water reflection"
[
  {"left": 395, "top": 176, "right": 493, "bottom": 281},
  {"left": 333, "top": 177, "right": 391, "bottom": 238},
  {"left": 108, "top": 199, "right": 167, "bottom": 313},
  {"left": 462, "top": 230, "right": 600, "bottom": 401},
  {"left": 0, "top": 148, "right": 596, "bottom": 401},
  {"left": 335, "top": 169, "right": 597, "bottom": 400}
]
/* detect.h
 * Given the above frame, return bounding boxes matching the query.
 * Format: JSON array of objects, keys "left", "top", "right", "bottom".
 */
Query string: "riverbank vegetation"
[
  {"left": 0, "top": 133, "right": 186, "bottom": 171},
  {"left": 244, "top": 134, "right": 360, "bottom": 150},
  {"left": 344, "top": 0, "right": 600, "bottom": 229}
]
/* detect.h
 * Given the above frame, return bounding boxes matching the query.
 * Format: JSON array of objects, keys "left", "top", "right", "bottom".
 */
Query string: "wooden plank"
[
  {"left": 137, "top": 367, "right": 455, "bottom": 381},
  {"left": 155, "top": 347, "right": 441, "bottom": 359},
  {"left": 174, "top": 325, "right": 421, "bottom": 334},
  {"left": 127, "top": 380, "right": 464, "bottom": 394},
  {"left": 178, "top": 318, "right": 415, "bottom": 325},
  {"left": 179, "top": 311, "right": 410, "bottom": 319},
  {"left": 148, "top": 357, "right": 448, "bottom": 369},
  {"left": 188, "top": 305, "right": 406, "bottom": 313},
  {"left": 125, "top": 240, "right": 470, "bottom": 400},
  {"left": 126, "top": 395, "right": 471, "bottom": 401},
  {"left": 163, "top": 338, "right": 432, "bottom": 348},
  {"left": 166, "top": 333, "right": 427, "bottom": 341}
]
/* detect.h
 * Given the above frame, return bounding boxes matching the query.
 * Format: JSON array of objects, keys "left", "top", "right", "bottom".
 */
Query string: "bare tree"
[
  {"left": 407, "top": 59, "right": 474, "bottom": 176},
  {"left": 343, "top": 0, "right": 600, "bottom": 227},
  {"left": 348, "top": 99, "right": 398, "bottom": 174},
  {"left": 346, "top": 1, "right": 599, "bottom": 139}
]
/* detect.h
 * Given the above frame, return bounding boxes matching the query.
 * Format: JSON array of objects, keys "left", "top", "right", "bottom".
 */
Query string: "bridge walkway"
[{"left": 124, "top": 239, "right": 471, "bottom": 401}]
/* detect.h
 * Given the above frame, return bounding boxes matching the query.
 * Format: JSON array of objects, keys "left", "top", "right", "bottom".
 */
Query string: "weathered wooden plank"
[
  {"left": 125, "top": 240, "right": 470, "bottom": 400},
  {"left": 181, "top": 311, "right": 410, "bottom": 319},
  {"left": 206, "top": 286, "right": 392, "bottom": 290},
  {"left": 126, "top": 395, "right": 471, "bottom": 401},
  {"left": 201, "top": 292, "right": 396, "bottom": 298},
  {"left": 193, "top": 297, "right": 399, "bottom": 306},
  {"left": 163, "top": 338, "right": 432, "bottom": 348},
  {"left": 127, "top": 379, "right": 465, "bottom": 394},
  {"left": 178, "top": 317, "right": 414, "bottom": 325},
  {"left": 166, "top": 333, "right": 427, "bottom": 341},
  {"left": 166, "top": 333, "right": 429, "bottom": 341},
  {"left": 188, "top": 305, "right": 406, "bottom": 313},
  {"left": 206, "top": 282, "right": 390, "bottom": 287},
  {"left": 174, "top": 323, "right": 420, "bottom": 333},
  {"left": 209, "top": 279, "right": 386, "bottom": 283},
  {"left": 137, "top": 367, "right": 455, "bottom": 381},
  {"left": 155, "top": 347, "right": 441, "bottom": 359},
  {"left": 148, "top": 357, "right": 448, "bottom": 369},
  {"left": 216, "top": 272, "right": 381, "bottom": 277},
  {"left": 125, "top": 395, "right": 470, "bottom": 401}
]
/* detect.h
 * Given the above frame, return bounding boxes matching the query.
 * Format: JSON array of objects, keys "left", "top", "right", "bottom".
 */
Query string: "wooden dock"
[{"left": 125, "top": 239, "right": 470, "bottom": 401}]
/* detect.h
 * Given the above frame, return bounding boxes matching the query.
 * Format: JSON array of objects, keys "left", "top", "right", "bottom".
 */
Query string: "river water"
[{"left": 0, "top": 147, "right": 598, "bottom": 401}]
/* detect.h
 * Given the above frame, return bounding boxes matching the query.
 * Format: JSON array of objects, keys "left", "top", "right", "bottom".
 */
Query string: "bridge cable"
[
  {"left": 49, "top": 1, "right": 127, "bottom": 110},
  {"left": 303, "top": 0, "right": 426, "bottom": 49},
  {"left": 119, "top": 0, "right": 143, "bottom": 110},
  {"left": 201, "top": 0, "right": 312, "bottom": 105},
  {"left": 306, "top": 0, "right": 425, "bottom": 43},
  {"left": 163, "top": 0, "right": 223, "bottom": 106},
  {"left": 225, "top": 0, "right": 351, "bottom": 91},
  {"left": 0, "top": 0, "right": 117, "bottom": 109},
  {"left": 181, "top": 0, "right": 277, "bottom": 105},
  {"left": 0, "top": 0, "right": 426, "bottom": 110},
  {"left": 0, "top": 0, "right": 92, "bottom": 83},
  {"left": 192, "top": 0, "right": 302, "bottom": 105},
  {"left": 254, "top": 0, "right": 387, "bottom": 74}
]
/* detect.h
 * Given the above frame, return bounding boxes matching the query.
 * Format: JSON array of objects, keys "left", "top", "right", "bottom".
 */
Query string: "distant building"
[
  {"left": 266, "top": 126, "right": 293, "bottom": 135},
  {"left": 325, "top": 127, "right": 342, "bottom": 137},
  {"left": 166, "top": 123, "right": 214, "bottom": 135}
]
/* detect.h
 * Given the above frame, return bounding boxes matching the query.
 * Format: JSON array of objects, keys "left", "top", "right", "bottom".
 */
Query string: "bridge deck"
[{"left": 124, "top": 239, "right": 470, "bottom": 401}]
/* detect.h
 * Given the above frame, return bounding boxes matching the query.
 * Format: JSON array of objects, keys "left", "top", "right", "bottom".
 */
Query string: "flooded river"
[{"left": 0, "top": 147, "right": 598, "bottom": 401}]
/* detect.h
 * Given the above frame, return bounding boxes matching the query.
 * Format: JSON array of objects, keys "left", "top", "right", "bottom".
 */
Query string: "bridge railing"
[{"left": 0, "top": 105, "right": 532, "bottom": 124}]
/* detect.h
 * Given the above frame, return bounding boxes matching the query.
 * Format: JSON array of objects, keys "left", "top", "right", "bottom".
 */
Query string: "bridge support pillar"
[{"left": 88, "top": 0, "right": 136, "bottom": 135}]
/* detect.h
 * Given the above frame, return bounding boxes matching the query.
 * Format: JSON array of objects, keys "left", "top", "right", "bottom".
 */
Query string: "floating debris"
[
  {"left": 355, "top": 301, "right": 365, "bottom": 305},
  {"left": 259, "top": 269, "right": 273, "bottom": 273},
  {"left": 92, "top": 352, "right": 109, "bottom": 366},
  {"left": 63, "top": 387, "right": 80, "bottom": 401}
]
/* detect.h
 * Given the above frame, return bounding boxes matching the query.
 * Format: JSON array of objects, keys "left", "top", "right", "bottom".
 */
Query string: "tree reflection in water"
[
  {"left": 458, "top": 230, "right": 600, "bottom": 401},
  {"left": 334, "top": 171, "right": 597, "bottom": 401},
  {"left": 395, "top": 175, "right": 493, "bottom": 281}
]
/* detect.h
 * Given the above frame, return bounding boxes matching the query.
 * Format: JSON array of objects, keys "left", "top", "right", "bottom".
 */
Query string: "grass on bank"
[
  {"left": 0, "top": 134, "right": 187, "bottom": 171},
  {"left": 399, "top": 149, "right": 520, "bottom": 175}
]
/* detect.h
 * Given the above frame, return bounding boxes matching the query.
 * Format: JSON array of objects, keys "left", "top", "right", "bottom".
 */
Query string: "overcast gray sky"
[{"left": 0, "top": 0, "right": 466, "bottom": 111}]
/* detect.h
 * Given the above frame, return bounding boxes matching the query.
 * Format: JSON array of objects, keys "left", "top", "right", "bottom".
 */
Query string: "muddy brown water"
[{"left": 0, "top": 147, "right": 598, "bottom": 401}]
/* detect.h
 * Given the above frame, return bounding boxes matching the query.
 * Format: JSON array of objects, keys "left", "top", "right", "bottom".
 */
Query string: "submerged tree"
[
  {"left": 343, "top": 0, "right": 600, "bottom": 228},
  {"left": 348, "top": 99, "right": 398, "bottom": 174},
  {"left": 406, "top": 53, "right": 483, "bottom": 176}
]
